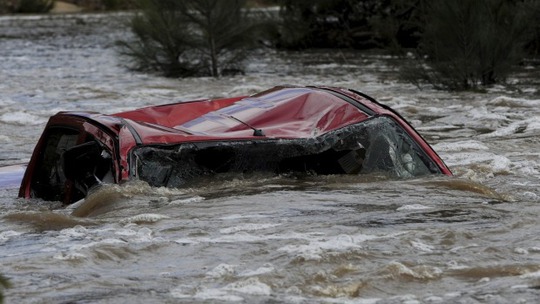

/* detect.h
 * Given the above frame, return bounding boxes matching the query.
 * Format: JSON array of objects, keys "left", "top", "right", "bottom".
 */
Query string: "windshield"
[{"left": 131, "top": 116, "right": 440, "bottom": 187}]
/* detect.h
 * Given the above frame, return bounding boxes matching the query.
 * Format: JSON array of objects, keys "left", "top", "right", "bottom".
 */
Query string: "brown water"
[{"left": 1, "top": 13, "right": 540, "bottom": 303}]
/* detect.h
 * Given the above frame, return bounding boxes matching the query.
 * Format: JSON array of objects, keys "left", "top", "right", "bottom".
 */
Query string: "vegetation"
[
  {"left": 525, "top": 1, "right": 540, "bottom": 57},
  {"left": 0, "top": 274, "right": 10, "bottom": 304},
  {"left": 402, "top": 0, "right": 534, "bottom": 90},
  {"left": 116, "top": 0, "right": 270, "bottom": 77},
  {"left": 274, "top": 0, "right": 539, "bottom": 90},
  {"left": 276, "top": 0, "right": 385, "bottom": 49},
  {"left": 0, "top": 0, "right": 54, "bottom": 13},
  {"left": 369, "top": 0, "right": 424, "bottom": 52},
  {"left": 3, "top": 0, "right": 537, "bottom": 90}
]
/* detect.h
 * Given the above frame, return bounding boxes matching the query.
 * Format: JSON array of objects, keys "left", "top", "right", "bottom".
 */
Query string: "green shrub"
[
  {"left": 276, "top": 0, "right": 384, "bottom": 49},
  {"left": 404, "top": 0, "right": 532, "bottom": 90},
  {"left": 0, "top": 274, "right": 10, "bottom": 304},
  {"left": 15, "top": 0, "right": 54, "bottom": 13},
  {"left": 524, "top": 1, "right": 540, "bottom": 57},
  {"left": 369, "top": 0, "right": 423, "bottom": 53},
  {"left": 102, "top": 0, "right": 136, "bottom": 10},
  {"left": 117, "top": 0, "right": 269, "bottom": 77}
]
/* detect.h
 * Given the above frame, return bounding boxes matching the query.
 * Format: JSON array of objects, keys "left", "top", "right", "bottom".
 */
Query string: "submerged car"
[{"left": 18, "top": 86, "right": 451, "bottom": 204}]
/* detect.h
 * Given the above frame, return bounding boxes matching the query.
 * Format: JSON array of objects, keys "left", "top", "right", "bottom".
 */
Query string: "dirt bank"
[{"left": 50, "top": 1, "right": 82, "bottom": 13}]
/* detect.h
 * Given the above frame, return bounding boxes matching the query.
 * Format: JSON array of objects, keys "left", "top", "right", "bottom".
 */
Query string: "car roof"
[{"left": 109, "top": 86, "right": 380, "bottom": 140}]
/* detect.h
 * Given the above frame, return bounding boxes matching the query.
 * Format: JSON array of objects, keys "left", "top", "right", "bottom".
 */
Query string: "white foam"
[
  {"left": 227, "top": 85, "right": 266, "bottom": 96},
  {"left": 313, "top": 63, "right": 357, "bottom": 69},
  {"left": 528, "top": 246, "right": 540, "bottom": 252},
  {"left": 0, "top": 111, "right": 45, "bottom": 125},
  {"left": 238, "top": 264, "right": 275, "bottom": 277},
  {"left": 121, "top": 213, "right": 169, "bottom": 224},
  {"left": 442, "top": 152, "right": 511, "bottom": 174},
  {"left": 512, "top": 161, "right": 540, "bottom": 176},
  {"left": 212, "top": 232, "right": 266, "bottom": 243},
  {"left": 392, "top": 294, "right": 421, "bottom": 304},
  {"left": 514, "top": 247, "right": 528, "bottom": 254},
  {"left": 277, "top": 233, "right": 376, "bottom": 260},
  {"left": 446, "top": 260, "right": 469, "bottom": 270},
  {"left": 411, "top": 240, "right": 435, "bottom": 253},
  {"left": 478, "top": 277, "right": 490, "bottom": 283},
  {"left": 469, "top": 106, "right": 507, "bottom": 121},
  {"left": 397, "top": 204, "right": 432, "bottom": 211},
  {"left": 220, "top": 223, "right": 280, "bottom": 234},
  {"left": 53, "top": 252, "right": 87, "bottom": 260},
  {"left": 114, "top": 228, "right": 138, "bottom": 237},
  {"left": 449, "top": 244, "right": 479, "bottom": 253},
  {"left": 0, "top": 98, "right": 14, "bottom": 107},
  {"left": 206, "top": 263, "right": 237, "bottom": 278},
  {"left": 432, "top": 140, "right": 489, "bottom": 152},
  {"left": 443, "top": 292, "right": 462, "bottom": 298},
  {"left": 191, "top": 288, "right": 244, "bottom": 302},
  {"left": 482, "top": 117, "right": 540, "bottom": 138},
  {"left": 135, "top": 227, "right": 153, "bottom": 240},
  {"left": 224, "top": 277, "right": 272, "bottom": 296},
  {"left": 0, "top": 230, "right": 22, "bottom": 243},
  {"left": 169, "top": 196, "right": 205, "bottom": 205},
  {"left": 423, "top": 295, "right": 444, "bottom": 303},
  {"left": 318, "top": 298, "right": 382, "bottom": 304},
  {"left": 386, "top": 261, "right": 443, "bottom": 279},
  {"left": 487, "top": 96, "right": 540, "bottom": 108},
  {"left": 219, "top": 213, "right": 270, "bottom": 220},
  {"left": 520, "top": 270, "right": 540, "bottom": 279},
  {"left": 60, "top": 225, "right": 89, "bottom": 238},
  {"left": 174, "top": 238, "right": 200, "bottom": 245},
  {"left": 174, "top": 230, "right": 301, "bottom": 246}
]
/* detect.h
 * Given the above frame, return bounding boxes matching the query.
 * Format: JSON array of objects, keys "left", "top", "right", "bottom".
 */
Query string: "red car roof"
[{"left": 112, "top": 87, "right": 372, "bottom": 142}]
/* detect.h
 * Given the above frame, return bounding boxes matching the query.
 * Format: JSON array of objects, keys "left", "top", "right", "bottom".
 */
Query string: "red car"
[{"left": 17, "top": 86, "right": 451, "bottom": 204}]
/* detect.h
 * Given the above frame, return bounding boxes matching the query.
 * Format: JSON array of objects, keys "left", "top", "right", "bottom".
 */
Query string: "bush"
[
  {"left": 15, "top": 0, "right": 54, "bottom": 13},
  {"left": 116, "top": 0, "right": 270, "bottom": 77},
  {"left": 369, "top": 0, "right": 423, "bottom": 52},
  {"left": 523, "top": 1, "right": 540, "bottom": 57},
  {"left": 0, "top": 274, "right": 10, "bottom": 304},
  {"left": 403, "top": 0, "right": 532, "bottom": 90},
  {"left": 0, "top": 0, "right": 53, "bottom": 13},
  {"left": 276, "top": 0, "right": 385, "bottom": 49}
]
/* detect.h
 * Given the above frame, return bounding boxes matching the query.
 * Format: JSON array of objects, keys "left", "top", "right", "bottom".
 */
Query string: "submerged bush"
[
  {"left": 524, "top": 1, "right": 540, "bottom": 57},
  {"left": 0, "top": 0, "right": 53, "bottom": 13},
  {"left": 117, "top": 0, "right": 269, "bottom": 77},
  {"left": 0, "top": 274, "right": 10, "bottom": 304},
  {"left": 403, "top": 0, "right": 532, "bottom": 90},
  {"left": 276, "top": 0, "right": 385, "bottom": 49},
  {"left": 369, "top": 0, "right": 424, "bottom": 52},
  {"left": 15, "top": 0, "right": 54, "bottom": 13}
]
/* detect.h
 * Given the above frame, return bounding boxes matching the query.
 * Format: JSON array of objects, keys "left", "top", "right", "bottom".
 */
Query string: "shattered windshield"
[{"left": 131, "top": 116, "right": 440, "bottom": 187}]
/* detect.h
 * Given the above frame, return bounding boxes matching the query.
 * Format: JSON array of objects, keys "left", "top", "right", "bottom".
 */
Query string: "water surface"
[{"left": 1, "top": 13, "right": 540, "bottom": 303}]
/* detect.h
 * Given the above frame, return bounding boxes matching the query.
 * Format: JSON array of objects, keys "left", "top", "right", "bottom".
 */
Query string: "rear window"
[{"left": 31, "top": 127, "right": 80, "bottom": 201}]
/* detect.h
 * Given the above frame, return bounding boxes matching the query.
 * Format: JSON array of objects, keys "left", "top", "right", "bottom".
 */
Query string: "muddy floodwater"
[{"left": 1, "top": 13, "right": 540, "bottom": 303}]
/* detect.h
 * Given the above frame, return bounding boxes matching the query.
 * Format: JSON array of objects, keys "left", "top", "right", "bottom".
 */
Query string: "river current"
[{"left": 1, "top": 13, "right": 540, "bottom": 303}]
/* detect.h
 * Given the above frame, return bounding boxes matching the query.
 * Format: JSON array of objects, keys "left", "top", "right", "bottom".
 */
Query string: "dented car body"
[{"left": 18, "top": 86, "right": 452, "bottom": 204}]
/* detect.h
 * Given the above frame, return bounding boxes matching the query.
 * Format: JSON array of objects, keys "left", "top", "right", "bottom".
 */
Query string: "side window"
[
  {"left": 31, "top": 128, "right": 80, "bottom": 202},
  {"left": 31, "top": 126, "right": 115, "bottom": 204}
]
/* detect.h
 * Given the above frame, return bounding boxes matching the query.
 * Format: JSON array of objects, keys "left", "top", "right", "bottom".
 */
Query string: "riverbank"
[{"left": 50, "top": 1, "right": 82, "bottom": 13}]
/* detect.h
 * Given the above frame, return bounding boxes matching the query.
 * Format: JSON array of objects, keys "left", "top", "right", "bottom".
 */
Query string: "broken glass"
[{"left": 131, "top": 116, "right": 440, "bottom": 187}]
